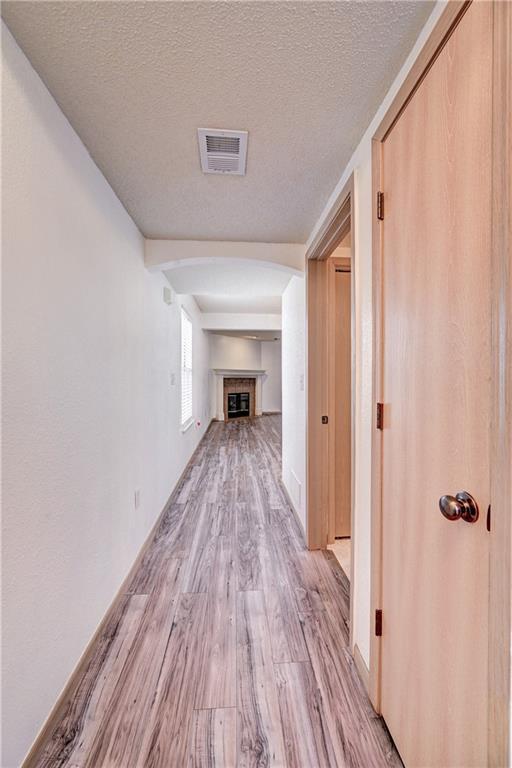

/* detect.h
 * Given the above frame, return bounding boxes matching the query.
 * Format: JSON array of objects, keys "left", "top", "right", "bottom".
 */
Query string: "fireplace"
[
  {"left": 223, "top": 377, "right": 256, "bottom": 420},
  {"left": 212, "top": 369, "right": 265, "bottom": 421},
  {"left": 227, "top": 392, "right": 250, "bottom": 419}
]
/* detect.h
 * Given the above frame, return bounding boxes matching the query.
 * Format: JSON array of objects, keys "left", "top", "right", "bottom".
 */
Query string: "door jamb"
[
  {"left": 370, "top": 3, "right": 512, "bottom": 765},
  {"left": 489, "top": 3, "right": 512, "bottom": 764}
]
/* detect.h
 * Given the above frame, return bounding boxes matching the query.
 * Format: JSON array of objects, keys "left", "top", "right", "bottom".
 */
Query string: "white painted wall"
[
  {"left": 201, "top": 312, "right": 281, "bottom": 331},
  {"left": 145, "top": 239, "right": 306, "bottom": 274},
  {"left": 305, "top": 1, "right": 448, "bottom": 667},
  {"left": 281, "top": 277, "right": 306, "bottom": 532},
  {"left": 1, "top": 25, "right": 210, "bottom": 767},
  {"left": 209, "top": 333, "right": 262, "bottom": 371},
  {"left": 261, "top": 342, "right": 282, "bottom": 413}
]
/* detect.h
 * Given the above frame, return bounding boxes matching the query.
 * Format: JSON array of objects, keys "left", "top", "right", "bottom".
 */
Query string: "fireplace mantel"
[
  {"left": 212, "top": 369, "right": 266, "bottom": 421},
  {"left": 212, "top": 368, "right": 266, "bottom": 377}
]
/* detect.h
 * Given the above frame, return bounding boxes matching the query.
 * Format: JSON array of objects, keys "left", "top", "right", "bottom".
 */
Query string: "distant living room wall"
[
  {"left": 209, "top": 333, "right": 262, "bottom": 371},
  {"left": 208, "top": 333, "right": 282, "bottom": 416},
  {"left": 281, "top": 276, "right": 306, "bottom": 531},
  {"left": 262, "top": 340, "right": 282, "bottom": 413}
]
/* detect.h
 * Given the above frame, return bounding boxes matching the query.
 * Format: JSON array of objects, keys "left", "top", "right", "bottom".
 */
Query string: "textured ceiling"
[{"left": 2, "top": 1, "right": 434, "bottom": 242}]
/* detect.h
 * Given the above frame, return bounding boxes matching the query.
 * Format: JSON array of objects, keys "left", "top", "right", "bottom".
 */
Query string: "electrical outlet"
[
  {"left": 299, "top": 374, "right": 305, "bottom": 391},
  {"left": 134, "top": 488, "right": 141, "bottom": 509},
  {"left": 170, "top": 372, "right": 176, "bottom": 386}
]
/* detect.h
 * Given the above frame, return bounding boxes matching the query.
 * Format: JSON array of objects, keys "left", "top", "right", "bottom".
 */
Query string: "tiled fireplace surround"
[{"left": 212, "top": 368, "right": 265, "bottom": 421}]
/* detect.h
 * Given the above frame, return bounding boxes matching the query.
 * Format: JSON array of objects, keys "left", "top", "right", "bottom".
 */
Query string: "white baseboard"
[
  {"left": 353, "top": 643, "right": 370, "bottom": 695},
  {"left": 281, "top": 478, "right": 306, "bottom": 544}
]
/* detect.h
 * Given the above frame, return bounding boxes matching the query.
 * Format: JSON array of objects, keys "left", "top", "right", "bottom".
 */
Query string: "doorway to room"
[
  {"left": 305, "top": 174, "right": 354, "bottom": 592},
  {"left": 327, "top": 241, "right": 352, "bottom": 581}
]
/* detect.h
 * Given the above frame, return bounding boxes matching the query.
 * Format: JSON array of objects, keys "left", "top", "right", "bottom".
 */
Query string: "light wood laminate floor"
[
  {"left": 29, "top": 416, "right": 401, "bottom": 768},
  {"left": 328, "top": 539, "right": 351, "bottom": 583}
]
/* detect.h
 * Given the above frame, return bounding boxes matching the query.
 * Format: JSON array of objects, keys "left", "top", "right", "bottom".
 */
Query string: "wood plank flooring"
[{"left": 28, "top": 416, "right": 401, "bottom": 768}]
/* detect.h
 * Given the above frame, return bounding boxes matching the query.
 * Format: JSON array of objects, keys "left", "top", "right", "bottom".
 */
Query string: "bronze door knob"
[{"left": 439, "top": 491, "right": 479, "bottom": 523}]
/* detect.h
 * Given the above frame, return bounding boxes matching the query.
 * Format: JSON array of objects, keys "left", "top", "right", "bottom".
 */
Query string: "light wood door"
[
  {"left": 380, "top": 4, "right": 492, "bottom": 767},
  {"left": 334, "top": 268, "right": 351, "bottom": 537}
]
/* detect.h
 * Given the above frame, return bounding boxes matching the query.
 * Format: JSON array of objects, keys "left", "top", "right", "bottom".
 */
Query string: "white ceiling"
[
  {"left": 195, "top": 295, "right": 282, "bottom": 315},
  {"left": 2, "top": 1, "right": 434, "bottom": 242},
  {"left": 165, "top": 261, "right": 290, "bottom": 299}
]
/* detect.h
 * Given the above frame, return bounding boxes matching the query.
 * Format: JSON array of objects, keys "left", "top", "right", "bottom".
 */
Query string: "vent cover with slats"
[{"left": 198, "top": 128, "right": 248, "bottom": 175}]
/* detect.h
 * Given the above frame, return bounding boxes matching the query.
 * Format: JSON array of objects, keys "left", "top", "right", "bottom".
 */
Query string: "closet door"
[{"left": 380, "top": 3, "right": 492, "bottom": 765}]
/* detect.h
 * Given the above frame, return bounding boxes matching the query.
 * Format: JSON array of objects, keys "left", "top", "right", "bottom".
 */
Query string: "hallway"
[{"left": 31, "top": 416, "right": 400, "bottom": 768}]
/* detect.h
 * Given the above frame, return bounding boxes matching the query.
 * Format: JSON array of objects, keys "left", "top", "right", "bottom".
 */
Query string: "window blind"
[{"left": 181, "top": 309, "right": 193, "bottom": 426}]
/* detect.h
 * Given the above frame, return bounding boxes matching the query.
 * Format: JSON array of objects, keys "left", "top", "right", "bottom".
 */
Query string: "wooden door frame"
[
  {"left": 369, "top": 3, "right": 512, "bottom": 765},
  {"left": 328, "top": 255, "right": 351, "bottom": 543},
  {"left": 305, "top": 173, "right": 356, "bottom": 645}
]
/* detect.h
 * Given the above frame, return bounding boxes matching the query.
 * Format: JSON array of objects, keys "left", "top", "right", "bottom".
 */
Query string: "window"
[{"left": 180, "top": 308, "right": 193, "bottom": 428}]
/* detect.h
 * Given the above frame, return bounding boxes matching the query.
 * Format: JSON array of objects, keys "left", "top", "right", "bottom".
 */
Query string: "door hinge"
[
  {"left": 486, "top": 504, "right": 491, "bottom": 532},
  {"left": 321, "top": 415, "right": 329, "bottom": 425},
  {"left": 377, "top": 191, "right": 384, "bottom": 221},
  {"left": 376, "top": 402, "right": 384, "bottom": 430},
  {"left": 375, "top": 609, "right": 383, "bottom": 637}
]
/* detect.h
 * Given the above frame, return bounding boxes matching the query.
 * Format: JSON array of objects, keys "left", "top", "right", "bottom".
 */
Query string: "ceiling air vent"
[{"left": 197, "top": 128, "right": 248, "bottom": 175}]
